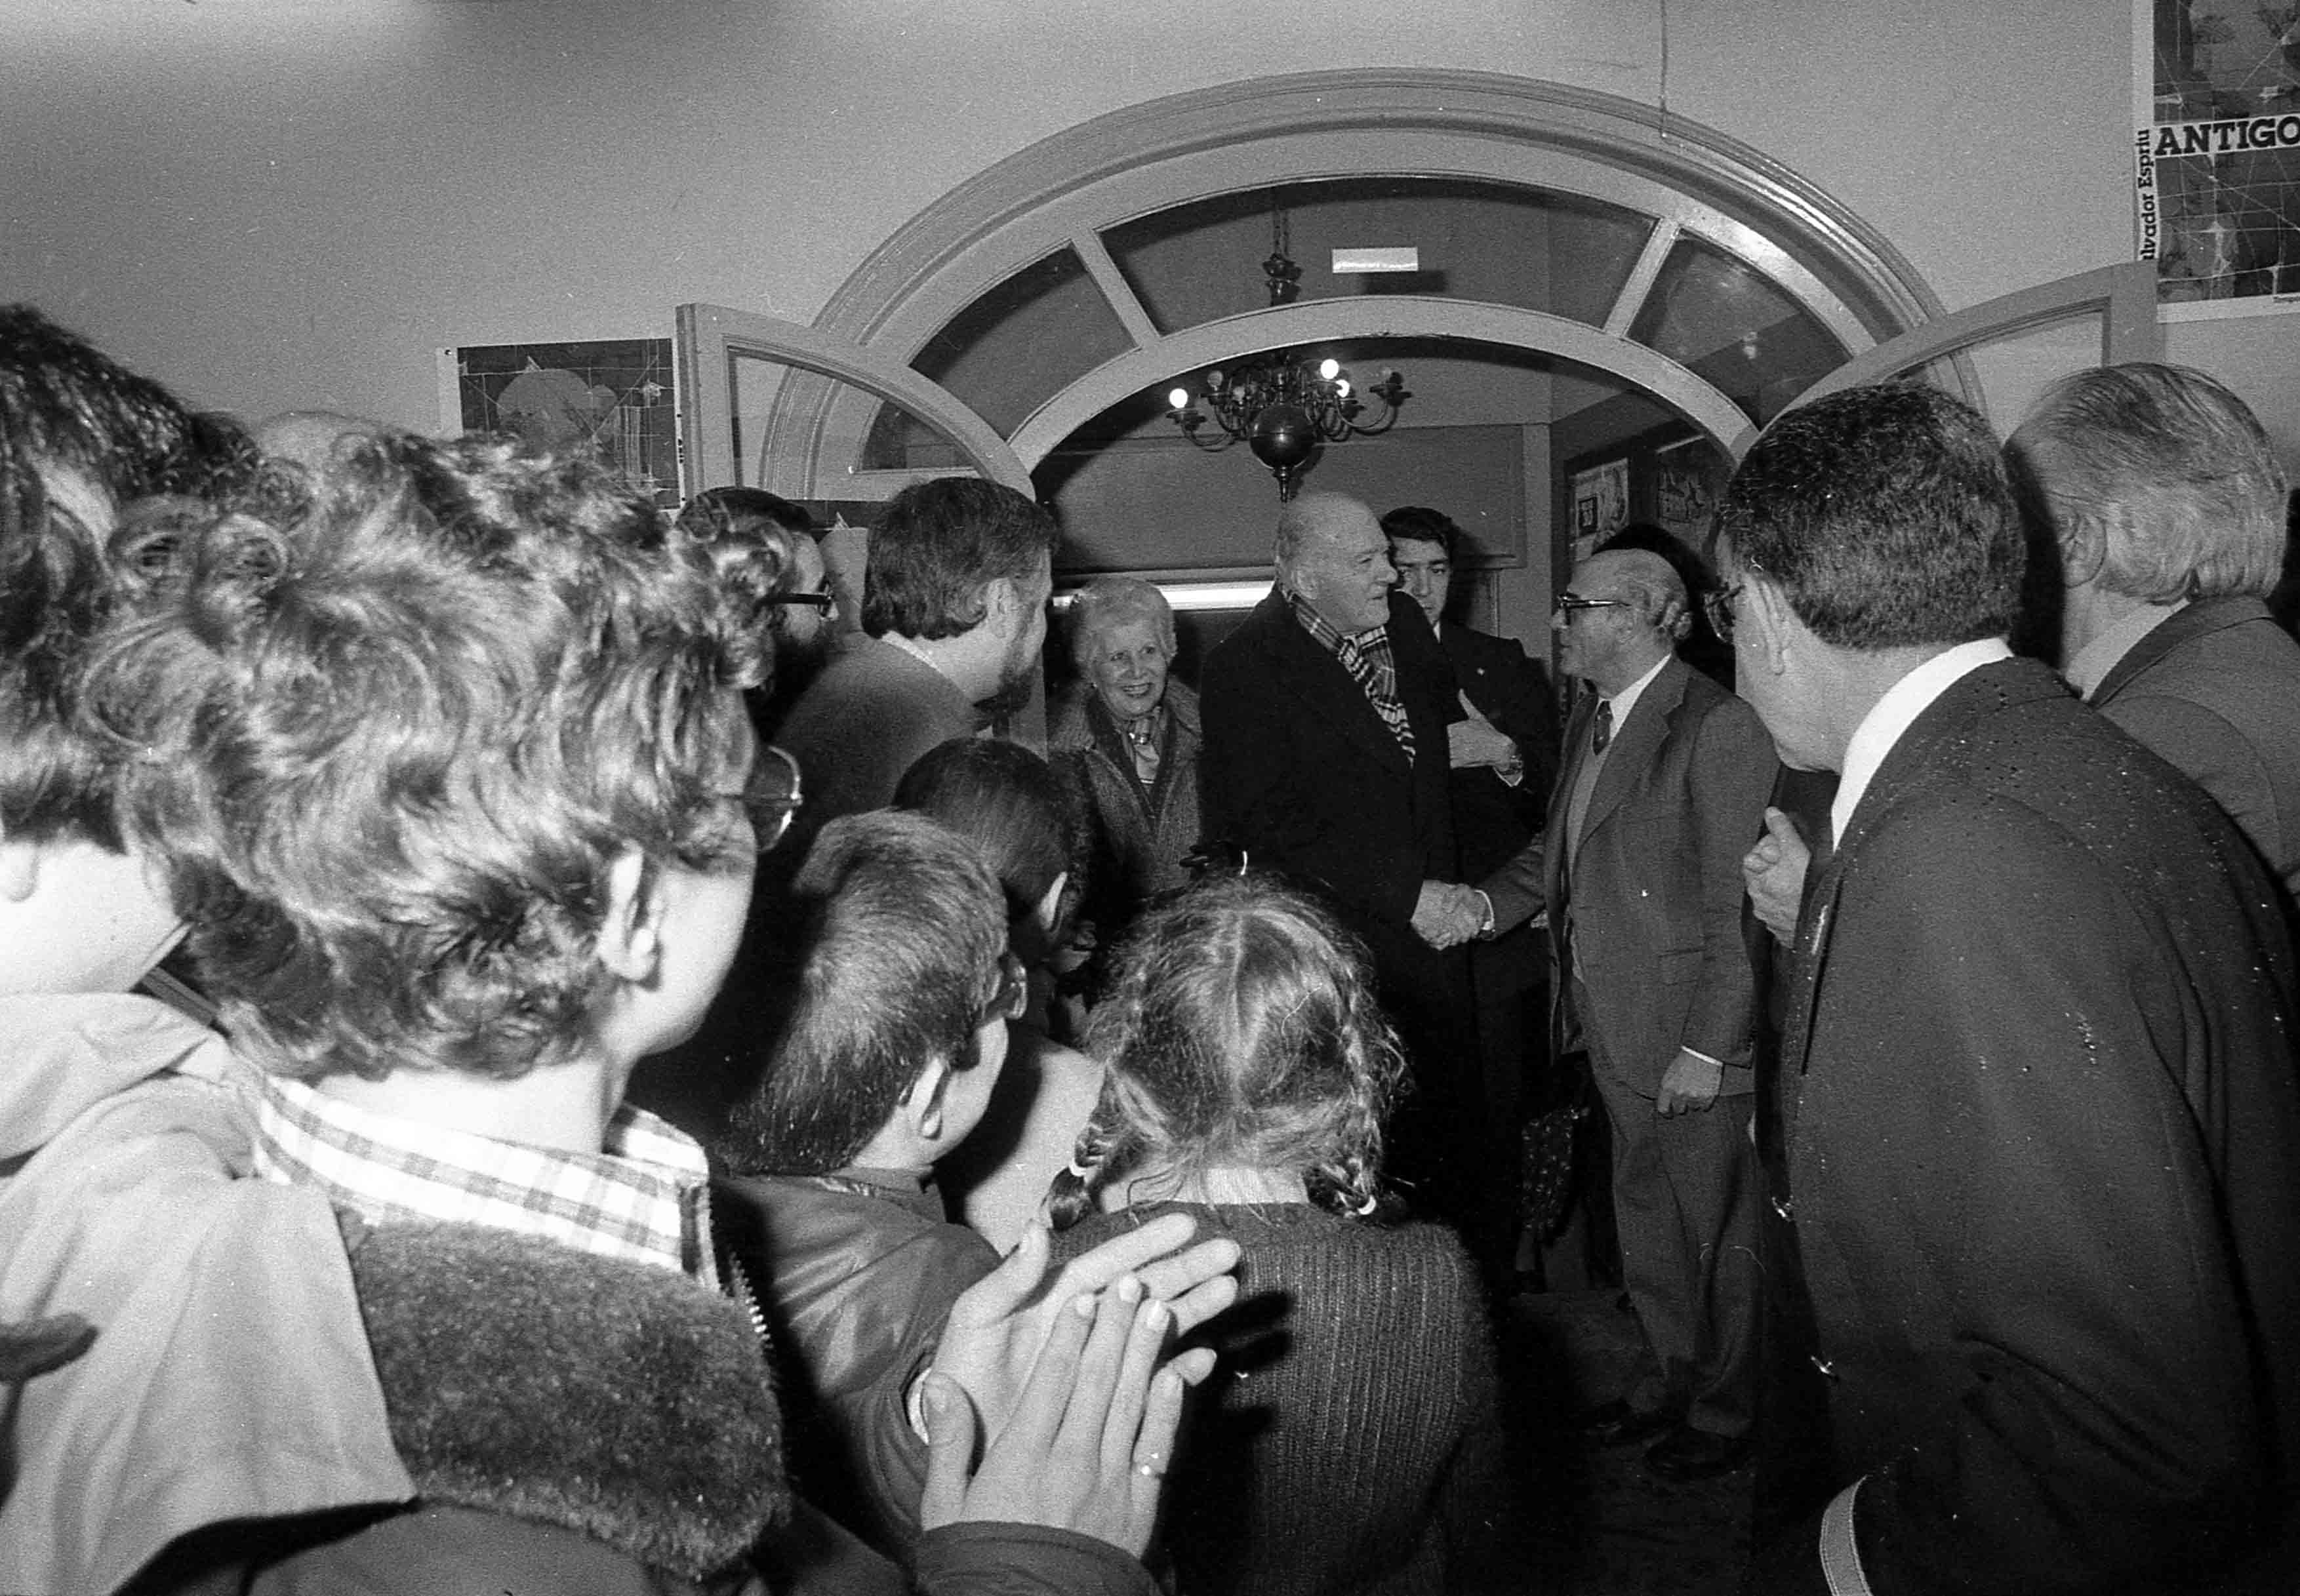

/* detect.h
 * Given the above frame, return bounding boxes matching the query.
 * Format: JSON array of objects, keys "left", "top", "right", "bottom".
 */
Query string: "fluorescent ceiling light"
[{"left": 1331, "top": 247, "right": 1419, "bottom": 274}]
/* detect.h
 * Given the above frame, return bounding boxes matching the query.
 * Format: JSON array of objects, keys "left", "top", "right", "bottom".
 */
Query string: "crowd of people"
[{"left": 1, "top": 296, "right": 2297, "bottom": 1596}]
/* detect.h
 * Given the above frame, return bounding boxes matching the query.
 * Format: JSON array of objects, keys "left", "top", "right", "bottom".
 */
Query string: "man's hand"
[
  {"left": 1655, "top": 1048, "right": 1724, "bottom": 1116},
  {"left": 919, "top": 1277, "right": 1217, "bottom": 1559},
  {"left": 1412, "top": 880, "right": 1483, "bottom": 949},
  {"left": 1447, "top": 692, "right": 1519, "bottom": 772},
  {"left": 930, "top": 1216, "right": 1238, "bottom": 1454},
  {"left": 1742, "top": 805, "right": 1812, "bottom": 946}
]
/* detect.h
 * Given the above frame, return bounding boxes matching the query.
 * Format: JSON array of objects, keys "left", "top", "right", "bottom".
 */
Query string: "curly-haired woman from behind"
[{"left": 1047, "top": 874, "right": 1518, "bottom": 1596}]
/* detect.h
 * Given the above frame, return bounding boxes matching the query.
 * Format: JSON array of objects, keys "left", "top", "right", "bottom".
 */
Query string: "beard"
[{"left": 977, "top": 660, "right": 1039, "bottom": 725}]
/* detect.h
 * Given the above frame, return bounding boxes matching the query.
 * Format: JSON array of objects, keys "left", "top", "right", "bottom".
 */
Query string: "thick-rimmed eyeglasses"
[
  {"left": 1554, "top": 591, "right": 1634, "bottom": 620},
  {"left": 973, "top": 951, "right": 1029, "bottom": 1031},
  {"left": 738, "top": 744, "right": 804, "bottom": 852},
  {"left": 1703, "top": 582, "right": 1745, "bottom": 645}
]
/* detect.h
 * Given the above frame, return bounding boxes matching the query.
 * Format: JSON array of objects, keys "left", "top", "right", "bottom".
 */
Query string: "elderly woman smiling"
[{"left": 1049, "top": 576, "right": 1203, "bottom": 947}]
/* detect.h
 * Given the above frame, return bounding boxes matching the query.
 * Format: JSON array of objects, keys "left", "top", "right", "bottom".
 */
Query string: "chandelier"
[{"left": 1161, "top": 203, "right": 1411, "bottom": 500}]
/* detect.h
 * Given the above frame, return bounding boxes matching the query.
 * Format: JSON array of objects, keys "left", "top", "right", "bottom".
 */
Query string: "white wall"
[{"left": 7, "top": 0, "right": 2295, "bottom": 469}]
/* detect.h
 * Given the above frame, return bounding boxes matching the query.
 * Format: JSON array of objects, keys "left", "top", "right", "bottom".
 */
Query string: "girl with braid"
[{"left": 1046, "top": 875, "right": 1520, "bottom": 1596}]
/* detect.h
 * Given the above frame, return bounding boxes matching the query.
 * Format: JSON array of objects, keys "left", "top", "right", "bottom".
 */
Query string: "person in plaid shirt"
[{"left": 28, "top": 419, "right": 1236, "bottom": 1593}]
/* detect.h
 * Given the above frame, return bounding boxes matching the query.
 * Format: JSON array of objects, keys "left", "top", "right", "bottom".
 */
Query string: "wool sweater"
[{"left": 1049, "top": 1202, "right": 1515, "bottom": 1596}]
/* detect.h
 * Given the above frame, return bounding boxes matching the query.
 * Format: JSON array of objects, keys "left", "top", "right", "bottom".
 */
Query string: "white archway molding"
[
  {"left": 700, "top": 70, "right": 1954, "bottom": 496},
  {"left": 1004, "top": 298, "right": 1760, "bottom": 468}
]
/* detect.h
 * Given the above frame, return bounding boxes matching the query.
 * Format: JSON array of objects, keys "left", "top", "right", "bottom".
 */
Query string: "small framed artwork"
[{"left": 439, "top": 338, "right": 681, "bottom": 508}]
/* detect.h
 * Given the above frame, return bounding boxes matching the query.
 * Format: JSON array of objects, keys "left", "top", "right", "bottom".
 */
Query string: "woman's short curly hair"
[
  {"left": 1051, "top": 873, "right": 1407, "bottom": 1225},
  {"left": 81, "top": 431, "right": 765, "bottom": 1083}
]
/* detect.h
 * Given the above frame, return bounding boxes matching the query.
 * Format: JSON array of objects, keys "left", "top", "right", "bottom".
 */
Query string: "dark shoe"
[
  {"left": 1644, "top": 1424, "right": 1752, "bottom": 1481},
  {"left": 1576, "top": 1397, "right": 1682, "bottom": 1448}
]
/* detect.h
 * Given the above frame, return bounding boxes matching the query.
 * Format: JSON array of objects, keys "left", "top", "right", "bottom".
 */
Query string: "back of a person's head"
[
  {"left": 721, "top": 810, "right": 1005, "bottom": 1176},
  {"left": 1056, "top": 873, "right": 1405, "bottom": 1224},
  {"left": 676, "top": 485, "right": 811, "bottom": 612},
  {"left": 80, "top": 430, "right": 765, "bottom": 1083},
  {"left": 0, "top": 307, "right": 287, "bottom": 850},
  {"left": 892, "top": 735, "right": 1078, "bottom": 936},
  {"left": 1720, "top": 382, "right": 2023, "bottom": 650},
  {"left": 2007, "top": 363, "right": 2288, "bottom": 604},
  {"left": 860, "top": 477, "right": 1055, "bottom": 642}
]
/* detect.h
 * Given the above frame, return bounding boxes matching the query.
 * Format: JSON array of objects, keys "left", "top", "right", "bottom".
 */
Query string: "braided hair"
[{"left": 1049, "top": 873, "right": 1407, "bottom": 1226}]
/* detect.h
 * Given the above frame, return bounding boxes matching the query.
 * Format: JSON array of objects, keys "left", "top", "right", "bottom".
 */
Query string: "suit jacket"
[
  {"left": 1198, "top": 589, "right": 1466, "bottom": 1039},
  {"left": 776, "top": 633, "right": 980, "bottom": 843},
  {"left": 1481, "top": 656, "right": 1777, "bottom": 1097},
  {"left": 2088, "top": 593, "right": 2300, "bottom": 911},
  {"left": 1769, "top": 658, "right": 2300, "bottom": 1594},
  {"left": 1439, "top": 624, "right": 1558, "bottom": 881}
]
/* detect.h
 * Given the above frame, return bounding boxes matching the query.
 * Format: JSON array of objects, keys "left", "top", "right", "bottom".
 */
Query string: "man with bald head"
[
  {"left": 1198, "top": 491, "right": 1483, "bottom": 1238},
  {"left": 1480, "top": 544, "right": 1777, "bottom": 1479}
]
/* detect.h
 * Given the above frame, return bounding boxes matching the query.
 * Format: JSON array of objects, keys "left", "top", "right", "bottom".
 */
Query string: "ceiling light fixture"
[{"left": 1160, "top": 200, "right": 1411, "bottom": 500}]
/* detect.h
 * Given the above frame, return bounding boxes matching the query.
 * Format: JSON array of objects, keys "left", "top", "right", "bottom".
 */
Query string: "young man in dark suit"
[
  {"left": 1382, "top": 506, "right": 1560, "bottom": 1148},
  {"left": 1722, "top": 382, "right": 2300, "bottom": 1595}
]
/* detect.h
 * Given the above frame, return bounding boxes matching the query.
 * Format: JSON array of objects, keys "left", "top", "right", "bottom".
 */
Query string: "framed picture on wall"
[
  {"left": 439, "top": 338, "right": 682, "bottom": 507},
  {"left": 1655, "top": 435, "right": 1727, "bottom": 552},
  {"left": 1568, "top": 457, "right": 1629, "bottom": 566}
]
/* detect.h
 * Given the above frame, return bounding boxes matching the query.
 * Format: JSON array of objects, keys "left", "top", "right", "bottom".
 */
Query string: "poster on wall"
[
  {"left": 439, "top": 339, "right": 681, "bottom": 507},
  {"left": 1654, "top": 436, "right": 1726, "bottom": 555},
  {"left": 2136, "top": 0, "right": 2300, "bottom": 315},
  {"left": 1567, "top": 458, "right": 1628, "bottom": 567}
]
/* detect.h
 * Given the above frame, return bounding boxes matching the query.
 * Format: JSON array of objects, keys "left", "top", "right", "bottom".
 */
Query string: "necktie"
[{"left": 1591, "top": 698, "right": 1614, "bottom": 755}]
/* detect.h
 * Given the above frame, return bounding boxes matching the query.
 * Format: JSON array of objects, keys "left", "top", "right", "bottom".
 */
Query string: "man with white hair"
[
  {"left": 2007, "top": 361, "right": 2300, "bottom": 909},
  {"left": 1478, "top": 544, "right": 1777, "bottom": 1481},
  {"left": 1198, "top": 492, "right": 1482, "bottom": 1237}
]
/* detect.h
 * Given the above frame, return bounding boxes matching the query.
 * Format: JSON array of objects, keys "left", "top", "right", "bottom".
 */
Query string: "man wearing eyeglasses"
[
  {"left": 1476, "top": 546, "right": 1777, "bottom": 1482},
  {"left": 1724, "top": 384, "right": 2300, "bottom": 1595}
]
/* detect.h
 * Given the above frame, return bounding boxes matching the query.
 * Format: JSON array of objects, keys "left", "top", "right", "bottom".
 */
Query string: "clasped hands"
[{"left": 1412, "top": 879, "right": 1485, "bottom": 950}]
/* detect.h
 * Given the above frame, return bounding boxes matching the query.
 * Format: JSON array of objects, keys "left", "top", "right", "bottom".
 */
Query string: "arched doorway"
[{"left": 676, "top": 69, "right": 2155, "bottom": 657}]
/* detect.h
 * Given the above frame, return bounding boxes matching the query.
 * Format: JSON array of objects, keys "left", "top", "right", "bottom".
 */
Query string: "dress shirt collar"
[
  {"left": 251, "top": 1071, "right": 712, "bottom": 1279},
  {"left": 1601, "top": 652, "right": 1670, "bottom": 734},
  {"left": 2063, "top": 601, "right": 2181, "bottom": 698},
  {"left": 1830, "top": 637, "right": 2013, "bottom": 845}
]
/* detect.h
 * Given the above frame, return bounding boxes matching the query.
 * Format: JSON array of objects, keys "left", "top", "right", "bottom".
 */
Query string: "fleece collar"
[{"left": 341, "top": 1216, "right": 788, "bottom": 1580}]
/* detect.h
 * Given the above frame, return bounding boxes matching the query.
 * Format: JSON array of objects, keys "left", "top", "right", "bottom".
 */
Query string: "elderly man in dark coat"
[{"left": 1721, "top": 382, "right": 2300, "bottom": 1595}]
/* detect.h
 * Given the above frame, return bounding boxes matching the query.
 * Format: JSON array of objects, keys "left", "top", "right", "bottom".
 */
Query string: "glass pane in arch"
[
  {"left": 1101, "top": 178, "right": 1655, "bottom": 332},
  {"left": 733, "top": 353, "right": 984, "bottom": 490},
  {"left": 907, "top": 247, "right": 1132, "bottom": 438},
  {"left": 1628, "top": 237, "right": 1847, "bottom": 426}
]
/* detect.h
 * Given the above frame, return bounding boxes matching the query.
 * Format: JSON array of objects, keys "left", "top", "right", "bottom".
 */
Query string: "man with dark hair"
[
  {"left": 1381, "top": 504, "right": 1560, "bottom": 1279},
  {"left": 677, "top": 485, "right": 839, "bottom": 732},
  {"left": 1476, "top": 546, "right": 1775, "bottom": 1480},
  {"left": 1720, "top": 382, "right": 2300, "bottom": 1593},
  {"left": 778, "top": 477, "right": 1056, "bottom": 833},
  {"left": 2007, "top": 362, "right": 2300, "bottom": 909},
  {"left": 1199, "top": 492, "right": 1482, "bottom": 1240},
  {"left": 716, "top": 811, "right": 1021, "bottom": 1553}
]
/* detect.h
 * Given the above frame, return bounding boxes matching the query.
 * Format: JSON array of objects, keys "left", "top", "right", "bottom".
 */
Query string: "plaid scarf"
[
  {"left": 251, "top": 1069, "right": 716, "bottom": 1284},
  {"left": 1287, "top": 588, "right": 1416, "bottom": 757}
]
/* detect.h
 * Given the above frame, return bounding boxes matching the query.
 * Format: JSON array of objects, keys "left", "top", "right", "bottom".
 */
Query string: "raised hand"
[
  {"left": 1447, "top": 692, "right": 1518, "bottom": 772},
  {"left": 929, "top": 1215, "right": 1238, "bottom": 1455},
  {"left": 920, "top": 1275, "right": 1216, "bottom": 1558},
  {"left": 1741, "top": 805, "right": 1812, "bottom": 946}
]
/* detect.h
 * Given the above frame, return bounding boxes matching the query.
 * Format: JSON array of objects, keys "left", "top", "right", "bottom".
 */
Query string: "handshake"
[{"left": 1411, "top": 880, "right": 1486, "bottom": 951}]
